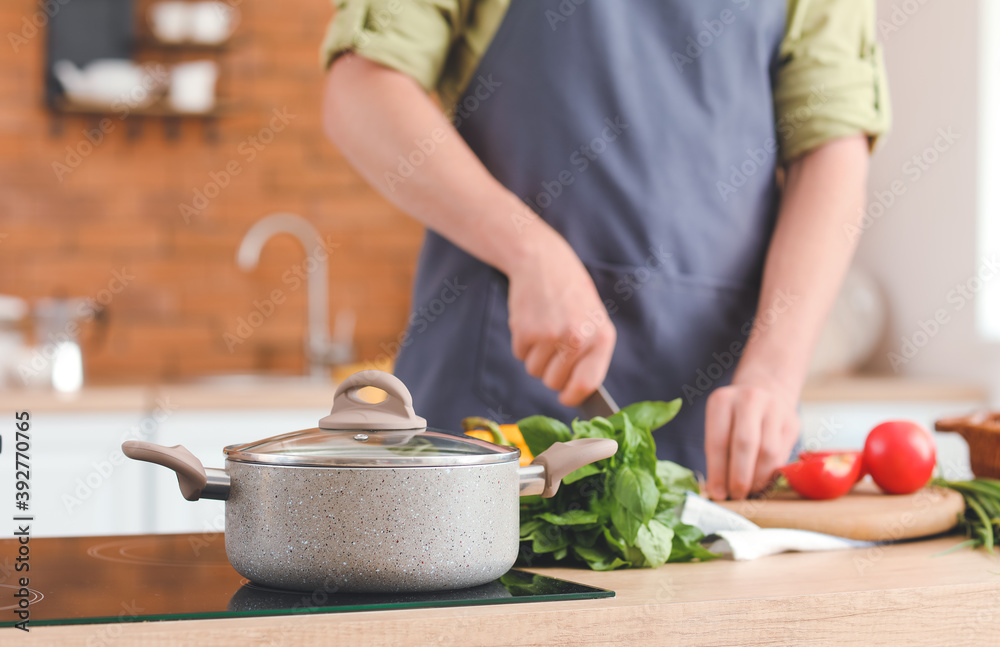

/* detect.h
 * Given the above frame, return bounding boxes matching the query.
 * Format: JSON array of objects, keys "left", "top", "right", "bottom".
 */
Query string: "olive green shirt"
[{"left": 321, "top": 0, "right": 890, "bottom": 162}]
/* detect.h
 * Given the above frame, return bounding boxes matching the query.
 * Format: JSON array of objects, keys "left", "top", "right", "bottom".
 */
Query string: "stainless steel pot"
[{"left": 123, "top": 370, "right": 616, "bottom": 593}]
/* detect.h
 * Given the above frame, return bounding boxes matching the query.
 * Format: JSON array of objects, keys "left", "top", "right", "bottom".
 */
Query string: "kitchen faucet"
[{"left": 236, "top": 213, "right": 354, "bottom": 380}]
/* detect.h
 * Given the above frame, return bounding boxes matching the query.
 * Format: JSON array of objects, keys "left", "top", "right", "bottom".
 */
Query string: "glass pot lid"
[{"left": 224, "top": 371, "right": 519, "bottom": 468}]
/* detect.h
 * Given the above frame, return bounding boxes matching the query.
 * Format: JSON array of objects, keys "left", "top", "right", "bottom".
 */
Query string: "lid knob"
[{"left": 318, "top": 370, "right": 427, "bottom": 431}]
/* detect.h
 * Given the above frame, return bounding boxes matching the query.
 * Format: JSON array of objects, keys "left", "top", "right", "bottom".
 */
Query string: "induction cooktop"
[{"left": 0, "top": 533, "right": 613, "bottom": 627}]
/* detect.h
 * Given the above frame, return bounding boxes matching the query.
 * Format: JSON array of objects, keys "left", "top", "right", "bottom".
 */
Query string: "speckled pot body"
[{"left": 223, "top": 459, "right": 520, "bottom": 593}]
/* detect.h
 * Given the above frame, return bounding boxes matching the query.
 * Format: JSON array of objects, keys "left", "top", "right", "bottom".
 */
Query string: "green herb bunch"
[
  {"left": 934, "top": 478, "right": 1000, "bottom": 554},
  {"left": 515, "top": 400, "right": 716, "bottom": 570}
]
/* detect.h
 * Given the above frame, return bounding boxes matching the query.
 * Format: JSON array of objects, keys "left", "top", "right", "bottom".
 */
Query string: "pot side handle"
[
  {"left": 122, "top": 440, "right": 209, "bottom": 501},
  {"left": 532, "top": 438, "right": 618, "bottom": 498}
]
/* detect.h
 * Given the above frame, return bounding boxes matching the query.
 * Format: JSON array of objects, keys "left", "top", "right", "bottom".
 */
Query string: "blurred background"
[
  {"left": 0, "top": 0, "right": 996, "bottom": 536},
  {"left": 0, "top": 0, "right": 421, "bottom": 384}
]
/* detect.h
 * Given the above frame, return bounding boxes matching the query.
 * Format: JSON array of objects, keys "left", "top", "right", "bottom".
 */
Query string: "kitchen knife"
[{"left": 579, "top": 384, "right": 620, "bottom": 419}]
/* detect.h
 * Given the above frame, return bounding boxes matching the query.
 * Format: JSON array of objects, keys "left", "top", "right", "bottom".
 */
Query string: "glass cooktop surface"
[{"left": 0, "top": 533, "right": 613, "bottom": 627}]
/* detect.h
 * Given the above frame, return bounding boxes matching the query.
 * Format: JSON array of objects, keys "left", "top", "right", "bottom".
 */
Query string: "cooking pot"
[{"left": 123, "top": 370, "right": 616, "bottom": 593}]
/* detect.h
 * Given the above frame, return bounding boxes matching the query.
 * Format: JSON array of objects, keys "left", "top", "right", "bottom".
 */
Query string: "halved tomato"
[
  {"left": 780, "top": 452, "right": 863, "bottom": 500},
  {"left": 798, "top": 449, "right": 867, "bottom": 482}
]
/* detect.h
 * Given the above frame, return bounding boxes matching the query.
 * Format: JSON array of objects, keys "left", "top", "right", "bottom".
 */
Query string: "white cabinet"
[
  {"left": 12, "top": 411, "right": 154, "bottom": 537},
  {"left": 2, "top": 405, "right": 324, "bottom": 537},
  {"left": 150, "top": 408, "right": 325, "bottom": 535}
]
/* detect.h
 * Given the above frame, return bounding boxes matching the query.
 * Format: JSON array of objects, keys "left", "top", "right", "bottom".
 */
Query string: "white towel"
[{"left": 680, "top": 491, "right": 876, "bottom": 561}]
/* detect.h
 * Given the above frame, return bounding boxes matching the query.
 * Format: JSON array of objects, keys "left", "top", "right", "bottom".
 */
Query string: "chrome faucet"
[{"left": 236, "top": 213, "right": 354, "bottom": 379}]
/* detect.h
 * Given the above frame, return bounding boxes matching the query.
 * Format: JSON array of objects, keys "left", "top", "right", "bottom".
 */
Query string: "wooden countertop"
[
  {"left": 0, "top": 385, "right": 152, "bottom": 413},
  {"left": 0, "top": 376, "right": 987, "bottom": 413},
  {"left": 800, "top": 376, "right": 987, "bottom": 403},
  {"left": 19, "top": 537, "right": 1000, "bottom": 646}
]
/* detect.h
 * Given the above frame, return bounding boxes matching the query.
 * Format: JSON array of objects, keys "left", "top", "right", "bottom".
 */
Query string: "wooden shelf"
[
  {"left": 51, "top": 96, "right": 231, "bottom": 118},
  {"left": 136, "top": 34, "right": 239, "bottom": 52}
]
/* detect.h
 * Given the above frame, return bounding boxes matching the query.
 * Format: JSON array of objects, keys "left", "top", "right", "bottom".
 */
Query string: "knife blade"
[{"left": 579, "top": 384, "right": 620, "bottom": 419}]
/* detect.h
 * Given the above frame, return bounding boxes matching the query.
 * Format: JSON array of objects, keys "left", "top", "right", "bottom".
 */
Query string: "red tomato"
[
  {"left": 780, "top": 453, "right": 863, "bottom": 500},
  {"left": 863, "top": 421, "right": 936, "bottom": 494},
  {"left": 798, "top": 450, "right": 867, "bottom": 482},
  {"left": 798, "top": 450, "right": 857, "bottom": 460}
]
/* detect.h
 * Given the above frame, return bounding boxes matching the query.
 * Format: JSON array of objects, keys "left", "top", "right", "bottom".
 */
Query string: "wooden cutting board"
[{"left": 716, "top": 482, "right": 966, "bottom": 541}]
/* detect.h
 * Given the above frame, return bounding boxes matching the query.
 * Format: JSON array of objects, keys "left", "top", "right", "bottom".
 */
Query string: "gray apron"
[{"left": 395, "top": 0, "right": 786, "bottom": 473}]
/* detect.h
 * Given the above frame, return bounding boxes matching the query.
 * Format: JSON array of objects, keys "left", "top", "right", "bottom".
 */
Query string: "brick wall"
[{"left": 0, "top": 0, "right": 424, "bottom": 383}]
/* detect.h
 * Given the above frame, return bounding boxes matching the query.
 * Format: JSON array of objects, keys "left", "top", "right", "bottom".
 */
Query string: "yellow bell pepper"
[
  {"left": 463, "top": 429, "right": 495, "bottom": 443},
  {"left": 461, "top": 417, "right": 533, "bottom": 466}
]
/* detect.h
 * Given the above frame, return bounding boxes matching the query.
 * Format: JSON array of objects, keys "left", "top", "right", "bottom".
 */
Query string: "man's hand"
[
  {"left": 323, "top": 57, "right": 616, "bottom": 406},
  {"left": 508, "top": 232, "right": 616, "bottom": 407},
  {"left": 703, "top": 134, "right": 870, "bottom": 500},
  {"left": 704, "top": 371, "right": 800, "bottom": 500}
]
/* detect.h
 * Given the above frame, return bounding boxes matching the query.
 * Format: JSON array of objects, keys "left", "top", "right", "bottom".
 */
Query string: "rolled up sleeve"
[
  {"left": 775, "top": 0, "right": 891, "bottom": 162},
  {"left": 320, "top": 0, "right": 466, "bottom": 93}
]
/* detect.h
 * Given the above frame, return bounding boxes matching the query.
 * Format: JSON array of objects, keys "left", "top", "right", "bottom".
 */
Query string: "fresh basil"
[
  {"left": 656, "top": 458, "right": 700, "bottom": 493},
  {"left": 634, "top": 519, "right": 675, "bottom": 568},
  {"left": 514, "top": 400, "right": 716, "bottom": 570},
  {"left": 517, "top": 415, "right": 572, "bottom": 457},
  {"left": 537, "top": 510, "right": 600, "bottom": 526},
  {"left": 561, "top": 463, "right": 602, "bottom": 485},
  {"left": 615, "top": 400, "right": 681, "bottom": 433}
]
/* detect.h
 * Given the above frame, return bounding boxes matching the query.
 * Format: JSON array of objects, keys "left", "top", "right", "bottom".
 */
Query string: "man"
[{"left": 321, "top": 0, "right": 890, "bottom": 499}]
